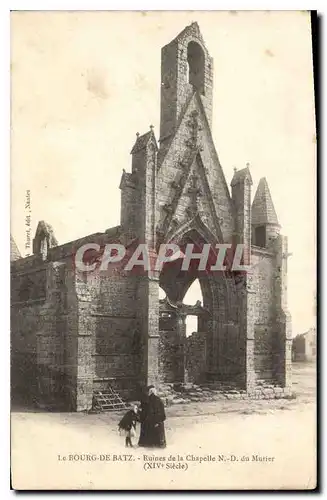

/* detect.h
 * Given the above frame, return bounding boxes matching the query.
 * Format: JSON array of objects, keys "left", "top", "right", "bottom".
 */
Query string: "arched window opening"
[
  {"left": 187, "top": 41, "right": 205, "bottom": 95},
  {"left": 185, "top": 316, "right": 198, "bottom": 338},
  {"left": 255, "top": 226, "right": 266, "bottom": 248},
  {"left": 183, "top": 279, "right": 203, "bottom": 337}
]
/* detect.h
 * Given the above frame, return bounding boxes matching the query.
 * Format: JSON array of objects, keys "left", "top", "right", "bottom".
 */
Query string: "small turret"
[
  {"left": 231, "top": 164, "right": 253, "bottom": 264},
  {"left": 251, "top": 177, "right": 280, "bottom": 248},
  {"left": 33, "top": 221, "right": 58, "bottom": 260},
  {"left": 120, "top": 127, "right": 158, "bottom": 246}
]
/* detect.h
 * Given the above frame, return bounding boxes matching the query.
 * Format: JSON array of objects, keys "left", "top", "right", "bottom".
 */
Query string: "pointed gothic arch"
[
  {"left": 165, "top": 212, "right": 224, "bottom": 250},
  {"left": 157, "top": 221, "right": 242, "bottom": 383}
]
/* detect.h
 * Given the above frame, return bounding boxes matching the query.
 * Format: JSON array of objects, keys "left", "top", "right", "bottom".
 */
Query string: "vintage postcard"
[{"left": 10, "top": 10, "right": 317, "bottom": 490}]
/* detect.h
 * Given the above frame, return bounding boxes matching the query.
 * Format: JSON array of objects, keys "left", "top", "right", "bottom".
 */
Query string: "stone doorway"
[
  {"left": 156, "top": 227, "right": 243, "bottom": 388},
  {"left": 157, "top": 245, "right": 214, "bottom": 386},
  {"left": 158, "top": 290, "right": 209, "bottom": 385}
]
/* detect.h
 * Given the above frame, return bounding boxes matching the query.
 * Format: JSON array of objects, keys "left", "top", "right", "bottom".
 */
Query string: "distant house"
[{"left": 292, "top": 328, "right": 316, "bottom": 362}]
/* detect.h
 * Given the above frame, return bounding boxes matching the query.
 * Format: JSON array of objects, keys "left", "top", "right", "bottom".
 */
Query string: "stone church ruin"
[{"left": 11, "top": 23, "right": 292, "bottom": 411}]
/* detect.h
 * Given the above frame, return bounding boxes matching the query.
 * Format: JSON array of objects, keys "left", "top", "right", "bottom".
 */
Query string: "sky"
[{"left": 11, "top": 11, "right": 316, "bottom": 335}]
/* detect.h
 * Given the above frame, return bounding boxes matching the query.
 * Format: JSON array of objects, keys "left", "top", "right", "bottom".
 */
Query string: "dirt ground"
[{"left": 11, "top": 362, "right": 317, "bottom": 490}]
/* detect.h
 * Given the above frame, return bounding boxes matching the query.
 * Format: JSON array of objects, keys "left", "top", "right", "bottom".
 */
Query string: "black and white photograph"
[{"left": 10, "top": 10, "right": 316, "bottom": 490}]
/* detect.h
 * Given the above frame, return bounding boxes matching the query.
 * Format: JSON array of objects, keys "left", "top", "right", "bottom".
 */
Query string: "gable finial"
[
  {"left": 136, "top": 132, "right": 140, "bottom": 138},
  {"left": 233, "top": 166, "right": 237, "bottom": 173},
  {"left": 150, "top": 125, "right": 154, "bottom": 132},
  {"left": 246, "top": 162, "right": 250, "bottom": 168}
]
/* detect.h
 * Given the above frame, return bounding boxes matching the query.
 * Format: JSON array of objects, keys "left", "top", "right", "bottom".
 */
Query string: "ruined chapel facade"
[{"left": 11, "top": 23, "right": 292, "bottom": 411}]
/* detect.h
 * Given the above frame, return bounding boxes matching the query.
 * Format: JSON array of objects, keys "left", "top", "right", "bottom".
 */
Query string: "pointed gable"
[
  {"left": 130, "top": 129, "right": 158, "bottom": 155},
  {"left": 172, "top": 21, "right": 207, "bottom": 49},
  {"left": 252, "top": 177, "right": 279, "bottom": 225},
  {"left": 159, "top": 22, "right": 213, "bottom": 156},
  {"left": 119, "top": 169, "right": 134, "bottom": 190},
  {"left": 231, "top": 166, "right": 253, "bottom": 187},
  {"left": 161, "top": 153, "right": 224, "bottom": 244},
  {"left": 10, "top": 235, "right": 21, "bottom": 261},
  {"left": 157, "top": 90, "right": 234, "bottom": 244}
]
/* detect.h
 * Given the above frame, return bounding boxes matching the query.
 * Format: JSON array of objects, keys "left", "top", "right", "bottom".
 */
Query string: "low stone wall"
[{"left": 156, "top": 381, "right": 295, "bottom": 406}]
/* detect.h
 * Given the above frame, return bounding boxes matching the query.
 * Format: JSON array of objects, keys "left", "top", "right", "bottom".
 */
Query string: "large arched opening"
[{"left": 157, "top": 227, "right": 243, "bottom": 386}]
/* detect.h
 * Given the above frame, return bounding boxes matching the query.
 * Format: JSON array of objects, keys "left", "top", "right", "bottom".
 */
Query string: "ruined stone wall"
[
  {"left": 11, "top": 296, "right": 44, "bottom": 405},
  {"left": 11, "top": 256, "right": 74, "bottom": 409},
  {"left": 272, "top": 235, "right": 292, "bottom": 389},
  {"left": 185, "top": 331, "right": 206, "bottom": 384},
  {"left": 89, "top": 274, "right": 141, "bottom": 399},
  {"left": 217, "top": 322, "right": 244, "bottom": 383},
  {"left": 201, "top": 274, "right": 245, "bottom": 385},
  {"left": 158, "top": 330, "right": 180, "bottom": 383},
  {"left": 252, "top": 249, "right": 276, "bottom": 323},
  {"left": 63, "top": 264, "right": 79, "bottom": 410},
  {"left": 158, "top": 311, "right": 186, "bottom": 384},
  {"left": 254, "top": 325, "right": 274, "bottom": 380},
  {"left": 120, "top": 175, "right": 139, "bottom": 241},
  {"left": 250, "top": 248, "right": 275, "bottom": 382},
  {"left": 135, "top": 277, "right": 160, "bottom": 388}
]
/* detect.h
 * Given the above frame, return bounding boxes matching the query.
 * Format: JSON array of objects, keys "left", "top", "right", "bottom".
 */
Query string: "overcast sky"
[{"left": 11, "top": 11, "right": 316, "bottom": 335}]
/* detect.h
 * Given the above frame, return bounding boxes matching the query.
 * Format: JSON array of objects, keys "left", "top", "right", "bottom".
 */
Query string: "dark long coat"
[
  {"left": 138, "top": 394, "right": 166, "bottom": 448},
  {"left": 118, "top": 410, "right": 138, "bottom": 431}
]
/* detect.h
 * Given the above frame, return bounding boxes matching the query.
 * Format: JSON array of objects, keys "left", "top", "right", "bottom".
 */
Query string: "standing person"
[
  {"left": 137, "top": 389, "right": 149, "bottom": 447},
  {"left": 118, "top": 404, "right": 139, "bottom": 448},
  {"left": 145, "top": 385, "right": 167, "bottom": 448}
]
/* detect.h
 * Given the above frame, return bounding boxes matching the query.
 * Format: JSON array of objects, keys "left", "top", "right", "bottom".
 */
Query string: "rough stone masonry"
[{"left": 11, "top": 23, "right": 292, "bottom": 411}]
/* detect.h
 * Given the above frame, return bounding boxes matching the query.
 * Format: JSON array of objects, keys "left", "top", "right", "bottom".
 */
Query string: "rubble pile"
[{"left": 156, "top": 381, "right": 294, "bottom": 406}]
